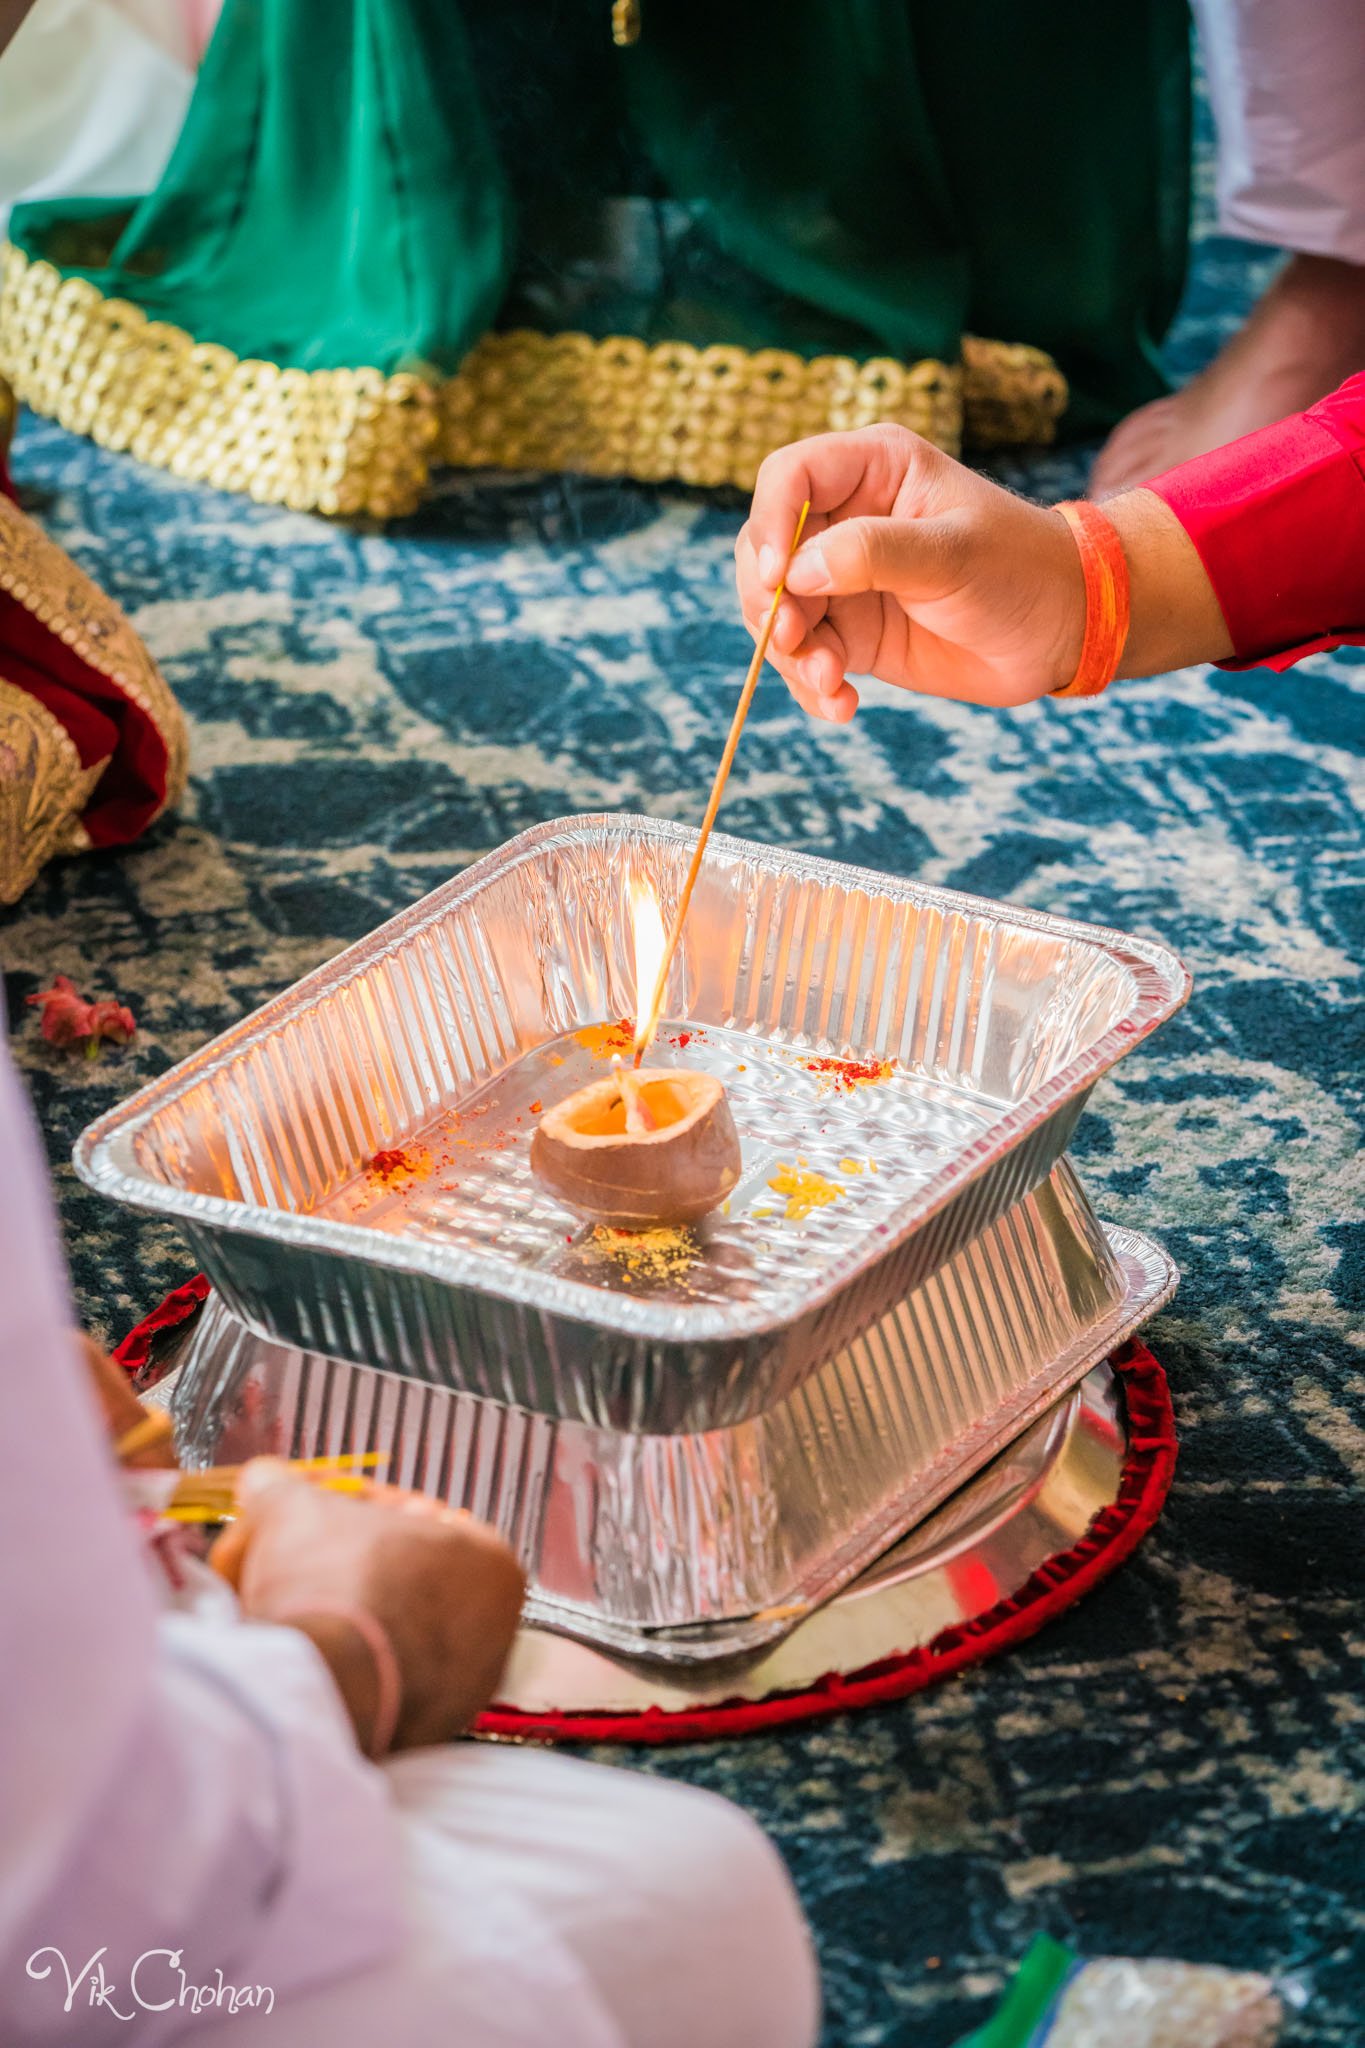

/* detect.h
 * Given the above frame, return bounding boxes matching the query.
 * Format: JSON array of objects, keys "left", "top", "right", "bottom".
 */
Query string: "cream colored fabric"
[
  {"left": 1195, "top": 0, "right": 1365, "bottom": 264},
  {"left": 0, "top": 0, "right": 195, "bottom": 231}
]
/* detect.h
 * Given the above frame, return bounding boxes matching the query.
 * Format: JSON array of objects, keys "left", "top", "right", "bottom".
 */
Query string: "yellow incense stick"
[
  {"left": 164, "top": 1450, "right": 387, "bottom": 1520},
  {"left": 287, "top": 1452, "right": 386, "bottom": 1474},
  {"left": 634, "top": 500, "right": 811, "bottom": 1064},
  {"left": 162, "top": 1477, "right": 374, "bottom": 1526},
  {"left": 162, "top": 1473, "right": 375, "bottom": 1524}
]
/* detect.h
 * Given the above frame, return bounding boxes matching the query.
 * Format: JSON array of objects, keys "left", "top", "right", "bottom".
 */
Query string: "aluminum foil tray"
[
  {"left": 151, "top": 1164, "right": 1175, "bottom": 1663},
  {"left": 495, "top": 1360, "right": 1130, "bottom": 1711},
  {"left": 76, "top": 814, "right": 1188, "bottom": 1434}
]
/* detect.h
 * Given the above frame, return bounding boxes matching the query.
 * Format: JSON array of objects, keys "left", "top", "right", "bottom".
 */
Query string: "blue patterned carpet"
[{"left": 4, "top": 185, "right": 1364, "bottom": 2045}]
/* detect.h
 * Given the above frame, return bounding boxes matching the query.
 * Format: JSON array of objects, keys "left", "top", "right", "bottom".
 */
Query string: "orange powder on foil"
[
  {"left": 367, "top": 1146, "right": 432, "bottom": 1185},
  {"left": 768, "top": 1161, "right": 845, "bottom": 1221},
  {"left": 573, "top": 1019, "right": 635, "bottom": 1059}
]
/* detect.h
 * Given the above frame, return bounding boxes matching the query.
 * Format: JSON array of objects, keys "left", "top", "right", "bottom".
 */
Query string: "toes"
[{"left": 1088, "top": 397, "right": 1180, "bottom": 499}]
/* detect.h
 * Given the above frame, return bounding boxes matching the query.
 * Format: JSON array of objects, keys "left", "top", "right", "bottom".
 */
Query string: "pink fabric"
[
  {"left": 180, "top": 0, "right": 223, "bottom": 64},
  {"left": 0, "top": 1027, "right": 407, "bottom": 2046}
]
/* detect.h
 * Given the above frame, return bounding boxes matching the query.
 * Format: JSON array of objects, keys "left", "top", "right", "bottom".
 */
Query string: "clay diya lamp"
[{"left": 531, "top": 1058, "right": 741, "bottom": 1228}]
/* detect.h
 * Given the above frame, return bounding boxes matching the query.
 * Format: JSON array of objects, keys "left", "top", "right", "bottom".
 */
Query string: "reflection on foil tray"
[
  {"left": 75, "top": 815, "right": 1190, "bottom": 1433},
  {"left": 494, "top": 1360, "right": 1130, "bottom": 1711},
  {"left": 154, "top": 1167, "right": 1175, "bottom": 1664}
]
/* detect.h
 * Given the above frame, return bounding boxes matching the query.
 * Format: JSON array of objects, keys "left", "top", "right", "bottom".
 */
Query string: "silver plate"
[
  {"left": 493, "top": 1359, "right": 1129, "bottom": 1716},
  {"left": 153, "top": 1166, "right": 1174, "bottom": 1663},
  {"left": 76, "top": 816, "right": 1189, "bottom": 1434}
]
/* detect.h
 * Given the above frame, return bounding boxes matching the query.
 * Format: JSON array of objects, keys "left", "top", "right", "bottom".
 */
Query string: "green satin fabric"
[{"left": 11, "top": 0, "right": 1190, "bottom": 431}]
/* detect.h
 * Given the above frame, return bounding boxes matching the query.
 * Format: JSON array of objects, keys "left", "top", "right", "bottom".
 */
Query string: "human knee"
[{"left": 656, "top": 1783, "right": 820, "bottom": 2048}]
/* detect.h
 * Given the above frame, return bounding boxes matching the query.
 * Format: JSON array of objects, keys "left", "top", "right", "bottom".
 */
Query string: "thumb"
[
  {"left": 209, "top": 1457, "right": 298, "bottom": 1588},
  {"left": 784, "top": 515, "right": 960, "bottom": 601}
]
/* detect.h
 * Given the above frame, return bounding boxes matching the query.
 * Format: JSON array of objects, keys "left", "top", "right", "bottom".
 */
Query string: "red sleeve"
[{"left": 1145, "top": 371, "right": 1365, "bottom": 672}]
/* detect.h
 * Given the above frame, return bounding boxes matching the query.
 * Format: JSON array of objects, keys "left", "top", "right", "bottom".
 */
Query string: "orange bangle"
[{"left": 1051, "top": 500, "right": 1131, "bottom": 697}]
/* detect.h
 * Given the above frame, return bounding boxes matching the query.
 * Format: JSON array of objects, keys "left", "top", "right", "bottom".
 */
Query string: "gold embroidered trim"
[
  {"left": 0, "top": 246, "right": 440, "bottom": 521},
  {"left": 0, "top": 677, "right": 98, "bottom": 904},
  {"left": 0, "top": 490, "right": 189, "bottom": 815},
  {"left": 442, "top": 331, "right": 965, "bottom": 486},
  {"left": 0, "top": 240, "right": 1066, "bottom": 517},
  {"left": 961, "top": 334, "right": 1067, "bottom": 450}
]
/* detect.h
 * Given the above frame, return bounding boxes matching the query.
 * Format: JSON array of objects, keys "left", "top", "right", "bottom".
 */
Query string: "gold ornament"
[
  {"left": 611, "top": 0, "right": 642, "bottom": 47},
  {"left": 0, "top": 679, "right": 94, "bottom": 902}
]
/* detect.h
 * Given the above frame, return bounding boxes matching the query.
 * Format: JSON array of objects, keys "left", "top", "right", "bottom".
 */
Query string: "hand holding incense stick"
[{"left": 633, "top": 499, "right": 811, "bottom": 1065}]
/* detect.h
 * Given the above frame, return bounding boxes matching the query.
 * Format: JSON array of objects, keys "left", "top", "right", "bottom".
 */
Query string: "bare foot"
[{"left": 1090, "top": 253, "right": 1365, "bottom": 497}]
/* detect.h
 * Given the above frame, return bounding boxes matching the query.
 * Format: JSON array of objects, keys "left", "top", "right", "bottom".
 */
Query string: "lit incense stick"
[{"left": 634, "top": 499, "right": 811, "bottom": 1065}]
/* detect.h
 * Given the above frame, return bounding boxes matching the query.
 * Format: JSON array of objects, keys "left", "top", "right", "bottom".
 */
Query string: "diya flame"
[{"left": 629, "top": 878, "right": 667, "bottom": 1062}]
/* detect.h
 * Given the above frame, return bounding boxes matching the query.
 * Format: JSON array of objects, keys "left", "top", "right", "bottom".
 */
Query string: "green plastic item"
[{"left": 957, "top": 1936, "right": 1078, "bottom": 2048}]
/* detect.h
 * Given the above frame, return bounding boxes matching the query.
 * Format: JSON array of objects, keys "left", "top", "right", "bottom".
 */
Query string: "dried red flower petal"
[{"left": 27, "top": 976, "right": 137, "bottom": 1060}]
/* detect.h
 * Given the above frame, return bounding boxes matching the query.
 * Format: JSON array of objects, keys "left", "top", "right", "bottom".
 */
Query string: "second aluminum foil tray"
[{"left": 156, "top": 1164, "right": 1174, "bottom": 1662}]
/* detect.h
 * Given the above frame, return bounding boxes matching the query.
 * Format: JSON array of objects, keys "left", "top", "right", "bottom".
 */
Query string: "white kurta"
[
  {"left": 1194, "top": 0, "right": 1365, "bottom": 265},
  {"left": 0, "top": 1030, "right": 818, "bottom": 2048}
]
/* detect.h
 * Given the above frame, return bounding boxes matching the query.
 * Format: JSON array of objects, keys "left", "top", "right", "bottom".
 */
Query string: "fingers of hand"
[
  {"left": 748, "top": 428, "right": 920, "bottom": 575},
  {"left": 79, "top": 1332, "right": 146, "bottom": 1437},
  {"left": 216, "top": 1458, "right": 383, "bottom": 1595},
  {"left": 786, "top": 514, "right": 955, "bottom": 601},
  {"left": 392, "top": 1529, "right": 527, "bottom": 1746},
  {"left": 785, "top": 616, "right": 852, "bottom": 699},
  {"left": 770, "top": 595, "right": 808, "bottom": 655},
  {"left": 208, "top": 1516, "right": 251, "bottom": 1587},
  {"left": 211, "top": 1459, "right": 318, "bottom": 1587},
  {"left": 736, "top": 527, "right": 825, "bottom": 651},
  {"left": 784, "top": 672, "right": 860, "bottom": 723},
  {"left": 747, "top": 611, "right": 850, "bottom": 706},
  {"left": 236, "top": 1455, "right": 294, "bottom": 1505}
]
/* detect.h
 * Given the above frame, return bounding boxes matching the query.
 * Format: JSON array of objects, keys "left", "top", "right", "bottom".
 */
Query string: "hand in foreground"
[
  {"left": 736, "top": 423, "right": 1229, "bottom": 718},
  {"left": 212, "top": 1460, "right": 526, "bottom": 1754}
]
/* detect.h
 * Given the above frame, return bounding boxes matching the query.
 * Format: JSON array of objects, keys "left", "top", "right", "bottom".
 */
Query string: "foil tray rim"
[{"left": 73, "top": 814, "right": 1193, "bottom": 1345}]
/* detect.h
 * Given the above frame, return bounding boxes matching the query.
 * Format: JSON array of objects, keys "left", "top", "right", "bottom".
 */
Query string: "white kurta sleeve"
[{"left": 0, "top": 1034, "right": 406, "bottom": 2044}]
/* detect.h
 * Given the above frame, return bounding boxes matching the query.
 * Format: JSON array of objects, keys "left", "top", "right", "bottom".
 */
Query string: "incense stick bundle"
[{"left": 163, "top": 1451, "right": 387, "bottom": 1523}]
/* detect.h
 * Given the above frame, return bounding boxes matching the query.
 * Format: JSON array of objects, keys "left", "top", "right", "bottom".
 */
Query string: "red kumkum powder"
[
  {"left": 799, "top": 1055, "right": 893, "bottom": 1093},
  {"left": 367, "top": 1146, "right": 429, "bottom": 1184}
]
